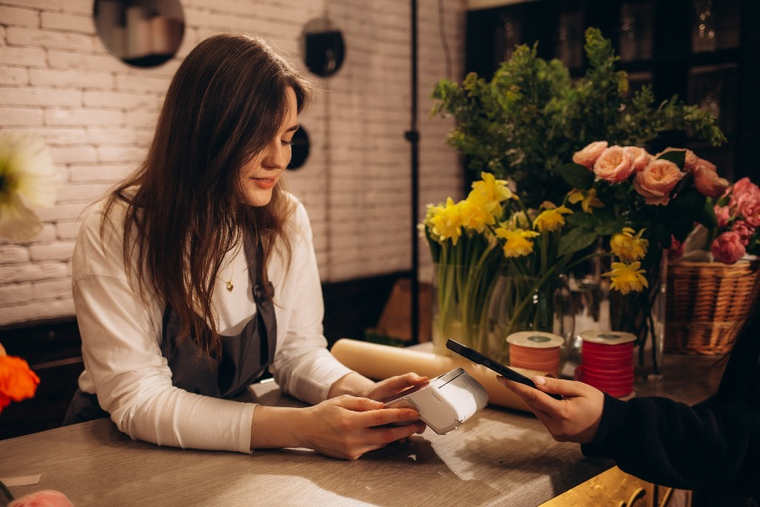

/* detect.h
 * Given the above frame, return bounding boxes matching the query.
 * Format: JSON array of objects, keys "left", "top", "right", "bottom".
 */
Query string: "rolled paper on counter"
[{"left": 331, "top": 338, "right": 552, "bottom": 413}]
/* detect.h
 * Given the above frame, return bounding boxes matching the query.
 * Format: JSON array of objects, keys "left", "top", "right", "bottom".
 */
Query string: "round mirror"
[
  {"left": 94, "top": 0, "right": 185, "bottom": 68},
  {"left": 300, "top": 18, "right": 345, "bottom": 77},
  {"left": 288, "top": 126, "right": 310, "bottom": 170}
]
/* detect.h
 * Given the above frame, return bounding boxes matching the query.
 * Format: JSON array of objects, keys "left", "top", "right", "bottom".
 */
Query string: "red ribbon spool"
[{"left": 578, "top": 331, "right": 636, "bottom": 398}]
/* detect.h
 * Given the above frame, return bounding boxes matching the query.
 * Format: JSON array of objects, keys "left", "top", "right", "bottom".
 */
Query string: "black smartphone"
[{"left": 446, "top": 339, "right": 562, "bottom": 400}]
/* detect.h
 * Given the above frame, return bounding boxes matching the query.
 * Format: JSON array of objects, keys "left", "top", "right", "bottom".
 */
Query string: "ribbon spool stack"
[
  {"left": 577, "top": 330, "right": 635, "bottom": 398},
  {"left": 506, "top": 331, "right": 564, "bottom": 378}
]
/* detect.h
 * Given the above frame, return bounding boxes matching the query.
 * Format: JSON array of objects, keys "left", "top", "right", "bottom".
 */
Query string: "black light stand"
[{"left": 404, "top": 0, "right": 420, "bottom": 344}]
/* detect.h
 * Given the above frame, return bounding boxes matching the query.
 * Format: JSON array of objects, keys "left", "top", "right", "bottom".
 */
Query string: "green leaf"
[
  {"left": 555, "top": 163, "right": 595, "bottom": 190},
  {"left": 566, "top": 212, "right": 600, "bottom": 228},
  {"left": 656, "top": 149, "right": 686, "bottom": 169},
  {"left": 594, "top": 217, "right": 627, "bottom": 236},
  {"left": 558, "top": 227, "right": 599, "bottom": 256},
  {"left": 699, "top": 198, "right": 718, "bottom": 228}
]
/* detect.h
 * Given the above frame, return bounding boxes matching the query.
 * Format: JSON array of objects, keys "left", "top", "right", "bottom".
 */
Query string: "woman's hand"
[
  {"left": 498, "top": 375, "right": 604, "bottom": 444},
  {"left": 300, "top": 396, "right": 426, "bottom": 460},
  {"left": 251, "top": 395, "right": 427, "bottom": 460}
]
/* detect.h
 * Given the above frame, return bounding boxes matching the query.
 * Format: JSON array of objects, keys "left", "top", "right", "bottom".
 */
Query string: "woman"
[
  {"left": 500, "top": 272, "right": 760, "bottom": 502},
  {"left": 64, "top": 33, "right": 427, "bottom": 460}
]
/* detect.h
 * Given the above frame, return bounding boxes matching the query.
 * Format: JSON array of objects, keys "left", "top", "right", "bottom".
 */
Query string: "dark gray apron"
[{"left": 63, "top": 233, "right": 277, "bottom": 425}]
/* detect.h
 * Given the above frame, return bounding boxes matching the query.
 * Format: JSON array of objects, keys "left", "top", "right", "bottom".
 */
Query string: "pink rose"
[
  {"left": 8, "top": 490, "right": 74, "bottom": 507},
  {"left": 711, "top": 231, "right": 746, "bottom": 264},
  {"left": 714, "top": 205, "right": 731, "bottom": 227},
  {"left": 739, "top": 198, "right": 760, "bottom": 227},
  {"left": 573, "top": 141, "right": 608, "bottom": 168},
  {"left": 732, "top": 220, "right": 755, "bottom": 245},
  {"left": 733, "top": 177, "right": 759, "bottom": 197},
  {"left": 593, "top": 146, "right": 635, "bottom": 183},
  {"left": 693, "top": 164, "right": 729, "bottom": 198},
  {"left": 730, "top": 177, "right": 760, "bottom": 210},
  {"left": 624, "top": 146, "right": 651, "bottom": 172},
  {"left": 633, "top": 158, "right": 685, "bottom": 205}
]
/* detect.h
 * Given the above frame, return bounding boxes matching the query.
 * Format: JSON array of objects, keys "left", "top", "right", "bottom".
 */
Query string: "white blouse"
[{"left": 72, "top": 194, "right": 353, "bottom": 453}]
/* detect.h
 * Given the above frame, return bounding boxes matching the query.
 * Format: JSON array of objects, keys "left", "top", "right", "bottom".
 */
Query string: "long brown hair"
[{"left": 103, "top": 33, "right": 312, "bottom": 357}]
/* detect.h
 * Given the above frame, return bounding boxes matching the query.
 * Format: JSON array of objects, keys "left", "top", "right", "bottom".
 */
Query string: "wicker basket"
[{"left": 665, "top": 260, "right": 759, "bottom": 355}]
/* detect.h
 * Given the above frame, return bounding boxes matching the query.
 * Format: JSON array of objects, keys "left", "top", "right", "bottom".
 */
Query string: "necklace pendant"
[{"left": 226, "top": 281, "right": 234, "bottom": 292}]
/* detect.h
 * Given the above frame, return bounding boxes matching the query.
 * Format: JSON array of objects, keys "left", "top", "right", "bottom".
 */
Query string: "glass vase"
[
  {"left": 431, "top": 262, "right": 504, "bottom": 362},
  {"left": 491, "top": 273, "right": 576, "bottom": 371},
  {"left": 431, "top": 269, "right": 574, "bottom": 367},
  {"left": 571, "top": 249, "right": 667, "bottom": 380}
]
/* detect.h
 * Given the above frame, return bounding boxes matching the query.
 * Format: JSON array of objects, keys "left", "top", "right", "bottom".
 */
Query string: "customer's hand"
[
  {"left": 498, "top": 376, "right": 604, "bottom": 444},
  {"left": 301, "top": 395, "right": 426, "bottom": 460}
]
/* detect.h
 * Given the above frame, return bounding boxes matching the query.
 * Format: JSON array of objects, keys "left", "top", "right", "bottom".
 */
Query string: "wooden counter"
[{"left": 0, "top": 353, "right": 723, "bottom": 507}]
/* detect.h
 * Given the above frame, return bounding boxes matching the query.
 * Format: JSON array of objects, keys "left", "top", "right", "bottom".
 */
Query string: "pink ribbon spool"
[{"left": 506, "top": 331, "right": 564, "bottom": 378}]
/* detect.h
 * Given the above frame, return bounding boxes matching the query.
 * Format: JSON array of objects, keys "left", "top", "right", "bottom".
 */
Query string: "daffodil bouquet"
[{"left": 422, "top": 173, "right": 602, "bottom": 362}]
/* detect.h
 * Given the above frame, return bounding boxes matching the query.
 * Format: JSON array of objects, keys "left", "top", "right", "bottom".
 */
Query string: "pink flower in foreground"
[
  {"left": 732, "top": 220, "right": 755, "bottom": 245},
  {"left": 624, "top": 146, "right": 651, "bottom": 172},
  {"left": 711, "top": 231, "right": 746, "bottom": 264},
  {"left": 733, "top": 177, "right": 759, "bottom": 198},
  {"left": 593, "top": 146, "right": 635, "bottom": 183},
  {"left": 668, "top": 236, "right": 684, "bottom": 260},
  {"left": 714, "top": 205, "right": 730, "bottom": 227},
  {"left": 633, "top": 158, "right": 685, "bottom": 205},
  {"left": 693, "top": 164, "right": 729, "bottom": 198},
  {"left": 8, "top": 490, "right": 74, "bottom": 507},
  {"left": 572, "top": 141, "right": 608, "bottom": 168}
]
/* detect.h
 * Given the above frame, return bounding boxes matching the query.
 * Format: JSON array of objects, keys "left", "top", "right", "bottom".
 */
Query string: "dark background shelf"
[{"left": 465, "top": 0, "right": 760, "bottom": 184}]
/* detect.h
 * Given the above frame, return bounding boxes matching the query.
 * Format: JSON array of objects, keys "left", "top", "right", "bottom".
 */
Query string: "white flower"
[{"left": 0, "top": 130, "right": 58, "bottom": 240}]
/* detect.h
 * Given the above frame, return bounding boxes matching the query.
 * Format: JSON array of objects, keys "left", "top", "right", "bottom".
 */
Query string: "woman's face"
[{"left": 239, "top": 87, "right": 299, "bottom": 207}]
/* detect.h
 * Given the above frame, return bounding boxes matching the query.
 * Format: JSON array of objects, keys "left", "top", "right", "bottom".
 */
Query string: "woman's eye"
[{"left": 282, "top": 138, "right": 293, "bottom": 146}]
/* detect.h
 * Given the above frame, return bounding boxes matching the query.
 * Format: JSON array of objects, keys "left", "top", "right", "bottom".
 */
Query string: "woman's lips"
[{"left": 251, "top": 177, "right": 276, "bottom": 189}]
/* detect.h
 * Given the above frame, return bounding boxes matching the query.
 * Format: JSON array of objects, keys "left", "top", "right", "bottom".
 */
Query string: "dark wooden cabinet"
[{"left": 465, "top": 0, "right": 760, "bottom": 184}]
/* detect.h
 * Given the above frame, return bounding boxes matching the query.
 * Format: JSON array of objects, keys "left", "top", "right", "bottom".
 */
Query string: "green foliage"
[{"left": 431, "top": 28, "right": 726, "bottom": 208}]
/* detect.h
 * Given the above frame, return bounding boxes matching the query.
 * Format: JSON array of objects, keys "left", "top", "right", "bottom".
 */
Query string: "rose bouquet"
[
  {"left": 680, "top": 177, "right": 760, "bottom": 263},
  {"left": 558, "top": 142, "right": 729, "bottom": 375}
]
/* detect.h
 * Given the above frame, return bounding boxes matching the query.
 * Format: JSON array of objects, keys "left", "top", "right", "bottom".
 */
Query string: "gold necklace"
[{"left": 219, "top": 255, "right": 236, "bottom": 292}]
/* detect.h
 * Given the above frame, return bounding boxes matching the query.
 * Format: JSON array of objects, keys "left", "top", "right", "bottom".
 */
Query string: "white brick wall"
[{"left": 0, "top": 0, "right": 466, "bottom": 326}]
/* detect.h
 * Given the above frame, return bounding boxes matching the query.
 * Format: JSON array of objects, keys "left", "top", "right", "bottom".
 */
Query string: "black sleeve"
[{"left": 580, "top": 393, "right": 760, "bottom": 496}]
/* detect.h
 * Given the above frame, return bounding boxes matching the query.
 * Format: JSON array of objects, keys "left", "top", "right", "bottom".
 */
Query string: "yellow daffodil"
[
  {"left": 603, "top": 261, "right": 649, "bottom": 295},
  {"left": 495, "top": 227, "right": 540, "bottom": 258},
  {"left": 459, "top": 196, "right": 494, "bottom": 233},
  {"left": 533, "top": 204, "right": 573, "bottom": 232},
  {"left": 470, "top": 172, "right": 512, "bottom": 217},
  {"left": 427, "top": 197, "right": 464, "bottom": 245},
  {"left": 610, "top": 227, "right": 649, "bottom": 262},
  {"left": 568, "top": 188, "right": 604, "bottom": 213},
  {"left": 0, "top": 130, "right": 58, "bottom": 240}
]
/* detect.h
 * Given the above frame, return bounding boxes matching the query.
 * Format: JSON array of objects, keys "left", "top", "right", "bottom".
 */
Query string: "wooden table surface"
[{"left": 0, "top": 354, "right": 724, "bottom": 507}]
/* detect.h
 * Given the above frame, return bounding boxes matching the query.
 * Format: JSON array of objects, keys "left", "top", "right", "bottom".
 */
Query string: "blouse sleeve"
[
  {"left": 581, "top": 392, "right": 760, "bottom": 494},
  {"left": 72, "top": 202, "right": 255, "bottom": 453},
  {"left": 268, "top": 200, "right": 353, "bottom": 404}
]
